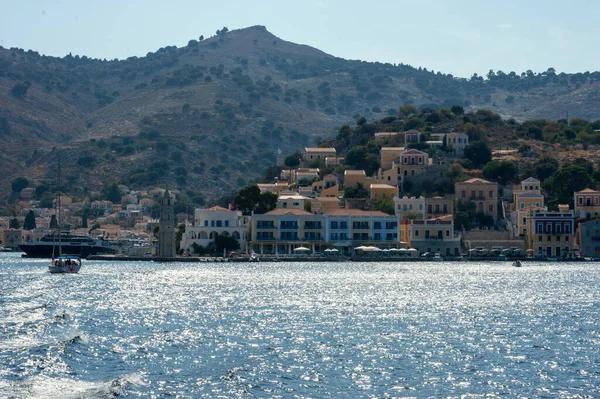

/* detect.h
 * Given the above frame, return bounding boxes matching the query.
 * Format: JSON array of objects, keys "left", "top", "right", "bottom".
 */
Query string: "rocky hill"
[{"left": 1, "top": 25, "right": 600, "bottom": 205}]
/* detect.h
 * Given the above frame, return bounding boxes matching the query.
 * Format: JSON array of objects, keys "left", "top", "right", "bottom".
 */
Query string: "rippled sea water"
[{"left": 1, "top": 252, "right": 600, "bottom": 398}]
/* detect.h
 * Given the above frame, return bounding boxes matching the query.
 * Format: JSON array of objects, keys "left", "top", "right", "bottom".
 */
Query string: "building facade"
[
  {"left": 304, "top": 147, "right": 336, "bottom": 162},
  {"left": 579, "top": 218, "right": 600, "bottom": 258},
  {"left": 424, "top": 196, "right": 453, "bottom": 219},
  {"left": 530, "top": 210, "right": 574, "bottom": 258},
  {"left": 249, "top": 209, "right": 401, "bottom": 254},
  {"left": 574, "top": 188, "right": 600, "bottom": 220},
  {"left": 455, "top": 178, "right": 498, "bottom": 222},
  {"left": 399, "top": 149, "right": 429, "bottom": 178},
  {"left": 394, "top": 196, "right": 425, "bottom": 220},
  {"left": 181, "top": 206, "right": 249, "bottom": 254},
  {"left": 408, "top": 216, "right": 461, "bottom": 256}
]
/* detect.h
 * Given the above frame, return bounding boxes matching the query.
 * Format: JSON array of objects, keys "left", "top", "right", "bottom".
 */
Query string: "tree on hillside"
[
  {"left": 450, "top": 105, "right": 464, "bottom": 115},
  {"left": 11, "top": 177, "right": 29, "bottom": 193},
  {"left": 546, "top": 164, "right": 591, "bottom": 204},
  {"left": 106, "top": 182, "right": 122, "bottom": 203},
  {"left": 284, "top": 152, "right": 303, "bottom": 168},
  {"left": 398, "top": 105, "right": 418, "bottom": 118},
  {"left": 482, "top": 160, "right": 518, "bottom": 184},
  {"left": 23, "top": 210, "right": 36, "bottom": 230},
  {"left": 345, "top": 146, "right": 380, "bottom": 176},
  {"left": 464, "top": 142, "right": 492, "bottom": 168},
  {"left": 533, "top": 157, "right": 559, "bottom": 181},
  {"left": 11, "top": 81, "right": 31, "bottom": 98}
]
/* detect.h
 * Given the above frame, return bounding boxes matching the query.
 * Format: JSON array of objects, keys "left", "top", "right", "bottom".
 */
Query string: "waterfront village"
[{"left": 2, "top": 129, "right": 600, "bottom": 260}]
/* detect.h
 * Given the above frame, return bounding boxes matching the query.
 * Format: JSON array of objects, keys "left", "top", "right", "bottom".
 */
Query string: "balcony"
[
  {"left": 280, "top": 223, "right": 299, "bottom": 230},
  {"left": 591, "top": 236, "right": 600, "bottom": 241},
  {"left": 256, "top": 222, "right": 275, "bottom": 229}
]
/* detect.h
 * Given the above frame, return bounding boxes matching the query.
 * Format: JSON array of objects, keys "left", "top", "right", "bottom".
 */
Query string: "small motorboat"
[{"left": 512, "top": 260, "right": 522, "bottom": 267}]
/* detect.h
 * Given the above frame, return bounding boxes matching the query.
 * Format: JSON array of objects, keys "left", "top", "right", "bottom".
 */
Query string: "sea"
[{"left": 1, "top": 252, "right": 599, "bottom": 398}]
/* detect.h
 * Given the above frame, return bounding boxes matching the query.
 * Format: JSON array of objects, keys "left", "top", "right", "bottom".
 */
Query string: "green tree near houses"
[
  {"left": 106, "top": 182, "right": 122, "bottom": 203},
  {"left": 11, "top": 177, "right": 29, "bottom": 193},
  {"left": 23, "top": 210, "right": 36, "bottom": 230},
  {"left": 374, "top": 197, "right": 395, "bottom": 215},
  {"left": 233, "top": 184, "right": 277, "bottom": 215},
  {"left": 463, "top": 141, "right": 492, "bottom": 168},
  {"left": 9, "top": 217, "right": 20, "bottom": 229},
  {"left": 546, "top": 164, "right": 591, "bottom": 205}
]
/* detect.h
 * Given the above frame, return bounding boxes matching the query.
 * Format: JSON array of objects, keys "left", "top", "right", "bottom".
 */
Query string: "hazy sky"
[{"left": 1, "top": 0, "right": 599, "bottom": 78}]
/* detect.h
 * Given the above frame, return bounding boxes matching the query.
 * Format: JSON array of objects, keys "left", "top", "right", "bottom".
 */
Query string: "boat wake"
[{"left": 0, "top": 372, "right": 146, "bottom": 399}]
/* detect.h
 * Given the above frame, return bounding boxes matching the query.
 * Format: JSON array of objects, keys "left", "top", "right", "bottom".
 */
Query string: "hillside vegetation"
[{"left": 2, "top": 25, "right": 600, "bottom": 206}]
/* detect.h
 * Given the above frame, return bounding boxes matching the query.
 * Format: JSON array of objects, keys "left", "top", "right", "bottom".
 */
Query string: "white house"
[{"left": 180, "top": 206, "right": 249, "bottom": 253}]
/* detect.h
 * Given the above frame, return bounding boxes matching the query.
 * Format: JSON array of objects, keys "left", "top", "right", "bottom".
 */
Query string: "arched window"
[{"left": 232, "top": 231, "right": 240, "bottom": 239}]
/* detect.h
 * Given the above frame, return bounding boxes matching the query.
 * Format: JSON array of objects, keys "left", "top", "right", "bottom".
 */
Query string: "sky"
[{"left": 1, "top": 0, "right": 599, "bottom": 78}]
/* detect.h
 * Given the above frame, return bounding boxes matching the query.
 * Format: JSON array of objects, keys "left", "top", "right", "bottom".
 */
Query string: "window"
[
  {"left": 489, "top": 204, "right": 494, "bottom": 212},
  {"left": 523, "top": 217, "right": 526, "bottom": 224},
  {"left": 204, "top": 220, "right": 208, "bottom": 227},
  {"left": 461, "top": 191, "right": 466, "bottom": 198},
  {"left": 521, "top": 203, "right": 525, "bottom": 209},
  {"left": 547, "top": 235, "right": 551, "bottom": 242},
  {"left": 538, "top": 236, "right": 542, "bottom": 242},
  {"left": 479, "top": 190, "right": 483, "bottom": 198},
  {"left": 578, "top": 197, "right": 583, "bottom": 205},
  {"left": 225, "top": 220, "right": 229, "bottom": 227},
  {"left": 446, "top": 229, "right": 450, "bottom": 237},
  {"left": 489, "top": 190, "right": 494, "bottom": 198},
  {"left": 425, "top": 230, "right": 430, "bottom": 239},
  {"left": 415, "top": 230, "right": 419, "bottom": 237}
]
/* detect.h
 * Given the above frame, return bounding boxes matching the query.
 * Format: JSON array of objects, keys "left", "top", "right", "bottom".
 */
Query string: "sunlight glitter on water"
[{"left": 1, "top": 252, "right": 600, "bottom": 397}]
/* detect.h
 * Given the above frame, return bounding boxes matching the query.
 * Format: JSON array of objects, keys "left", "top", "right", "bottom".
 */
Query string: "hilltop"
[{"left": 1, "top": 25, "right": 600, "bottom": 206}]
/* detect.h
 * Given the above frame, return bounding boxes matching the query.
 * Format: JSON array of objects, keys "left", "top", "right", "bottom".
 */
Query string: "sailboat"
[{"left": 48, "top": 154, "right": 82, "bottom": 274}]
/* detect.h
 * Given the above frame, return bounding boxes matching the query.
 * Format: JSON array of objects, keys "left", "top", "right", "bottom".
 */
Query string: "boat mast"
[{"left": 57, "top": 154, "right": 62, "bottom": 257}]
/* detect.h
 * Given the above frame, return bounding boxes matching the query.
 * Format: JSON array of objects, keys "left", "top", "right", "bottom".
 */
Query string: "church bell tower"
[{"left": 158, "top": 189, "right": 176, "bottom": 258}]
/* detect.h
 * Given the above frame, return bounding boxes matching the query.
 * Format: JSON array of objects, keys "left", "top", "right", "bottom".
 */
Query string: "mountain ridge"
[{"left": 1, "top": 25, "right": 599, "bottom": 206}]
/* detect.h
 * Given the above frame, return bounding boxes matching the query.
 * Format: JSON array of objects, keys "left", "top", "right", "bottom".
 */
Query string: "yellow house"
[
  {"left": 370, "top": 184, "right": 399, "bottom": 201},
  {"left": 320, "top": 184, "right": 342, "bottom": 198},
  {"left": 512, "top": 177, "right": 541, "bottom": 208},
  {"left": 376, "top": 167, "right": 399, "bottom": 186},
  {"left": 304, "top": 147, "right": 336, "bottom": 162},
  {"left": 515, "top": 193, "right": 544, "bottom": 212},
  {"left": 380, "top": 147, "right": 405, "bottom": 170},
  {"left": 455, "top": 178, "right": 498, "bottom": 222},
  {"left": 311, "top": 197, "right": 340, "bottom": 214},
  {"left": 375, "top": 132, "right": 402, "bottom": 144},
  {"left": 344, "top": 170, "right": 376, "bottom": 188}
]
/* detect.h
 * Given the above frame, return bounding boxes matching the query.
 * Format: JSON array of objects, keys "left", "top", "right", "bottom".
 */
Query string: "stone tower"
[{"left": 158, "top": 189, "right": 176, "bottom": 258}]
